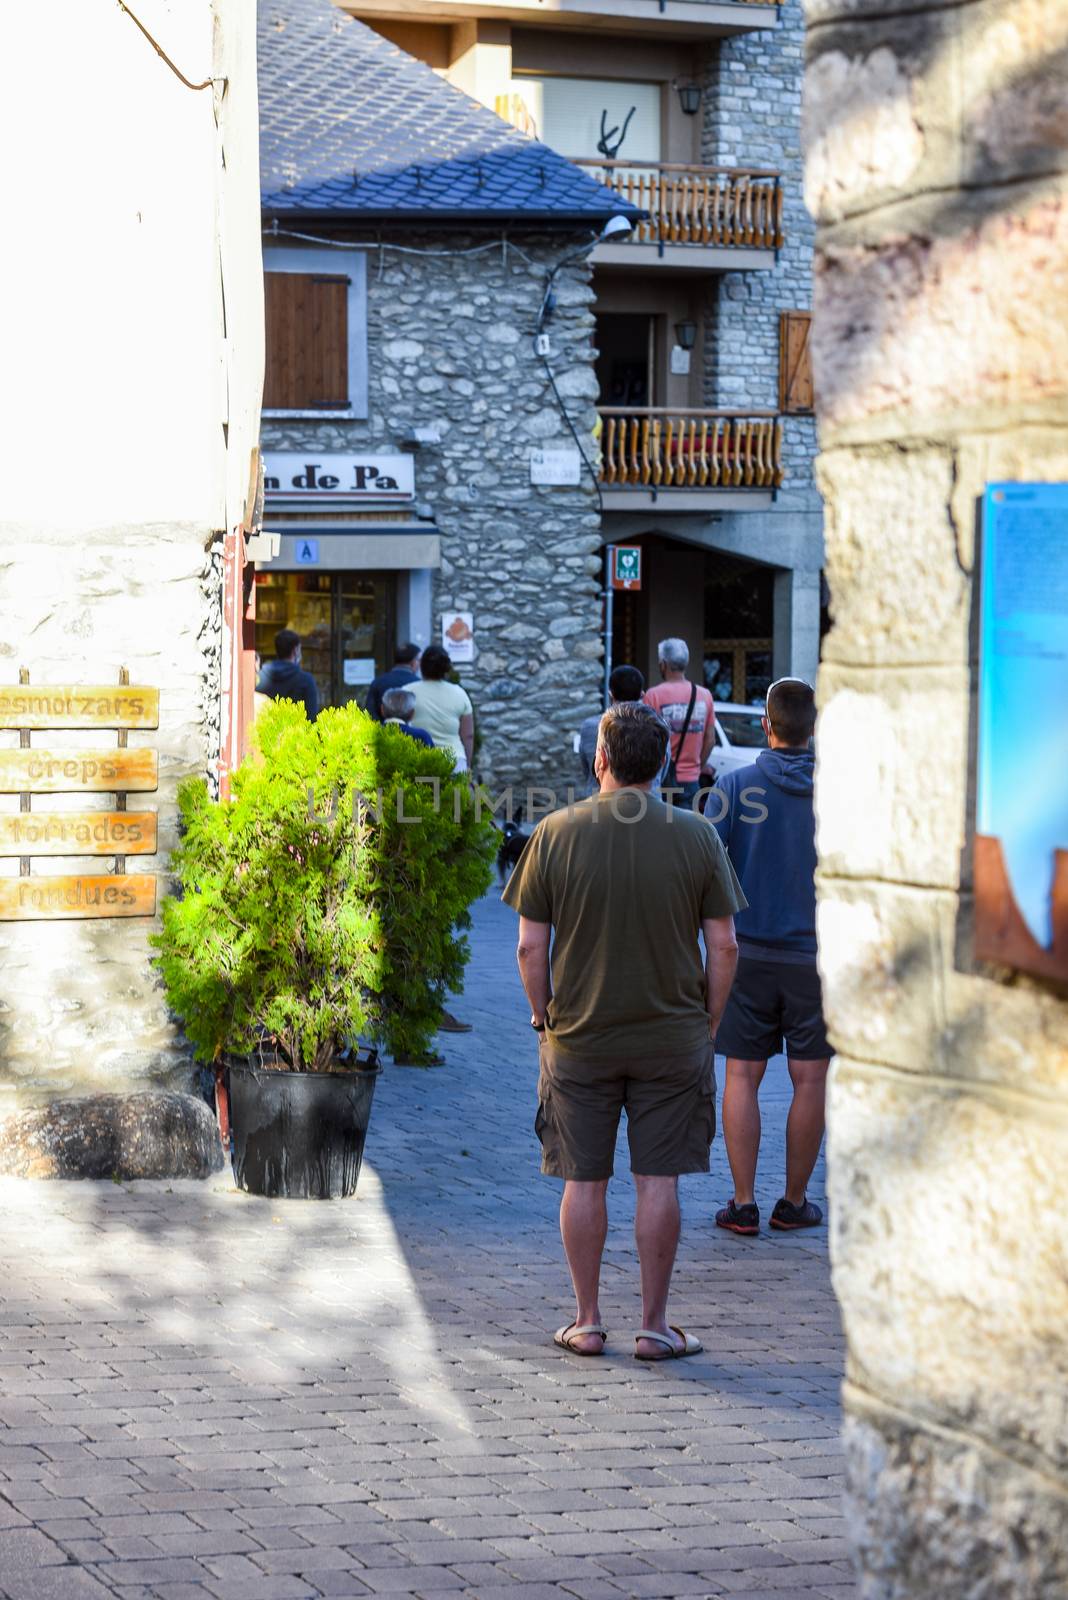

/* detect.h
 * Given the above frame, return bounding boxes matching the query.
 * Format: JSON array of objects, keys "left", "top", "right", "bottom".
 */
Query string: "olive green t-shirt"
[{"left": 502, "top": 790, "right": 747, "bottom": 1058}]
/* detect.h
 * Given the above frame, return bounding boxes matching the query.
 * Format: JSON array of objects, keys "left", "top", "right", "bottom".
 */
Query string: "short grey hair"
[
  {"left": 382, "top": 687, "right": 416, "bottom": 720},
  {"left": 657, "top": 637, "right": 689, "bottom": 670}
]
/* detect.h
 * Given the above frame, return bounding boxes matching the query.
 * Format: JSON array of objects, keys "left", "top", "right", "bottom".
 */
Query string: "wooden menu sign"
[
  {"left": 0, "top": 875, "right": 157, "bottom": 921},
  {"left": 1, "top": 669, "right": 160, "bottom": 921},
  {"left": 0, "top": 686, "right": 159, "bottom": 730},
  {"left": 0, "top": 812, "right": 157, "bottom": 856},
  {"left": 0, "top": 749, "right": 158, "bottom": 794}
]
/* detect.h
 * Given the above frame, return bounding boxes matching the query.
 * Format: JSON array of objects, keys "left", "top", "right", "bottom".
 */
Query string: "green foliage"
[{"left": 152, "top": 699, "right": 497, "bottom": 1070}]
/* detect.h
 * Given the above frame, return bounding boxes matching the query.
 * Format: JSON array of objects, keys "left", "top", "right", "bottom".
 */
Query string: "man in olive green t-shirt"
[{"left": 503, "top": 702, "right": 746, "bottom": 1361}]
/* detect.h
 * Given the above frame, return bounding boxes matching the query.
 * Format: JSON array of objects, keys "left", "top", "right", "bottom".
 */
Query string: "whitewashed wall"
[{"left": 0, "top": 0, "right": 263, "bottom": 1092}]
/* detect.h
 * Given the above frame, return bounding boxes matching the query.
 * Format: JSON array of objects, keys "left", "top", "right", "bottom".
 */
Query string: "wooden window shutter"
[
  {"left": 264, "top": 272, "right": 349, "bottom": 408},
  {"left": 779, "top": 311, "right": 814, "bottom": 414}
]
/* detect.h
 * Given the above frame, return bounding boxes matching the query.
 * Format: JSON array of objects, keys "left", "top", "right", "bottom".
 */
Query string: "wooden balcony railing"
[
  {"left": 580, "top": 161, "right": 783, "bottom": 249},
  {"left": 600, "top": 409, "right": 783, "bottom": 490}
]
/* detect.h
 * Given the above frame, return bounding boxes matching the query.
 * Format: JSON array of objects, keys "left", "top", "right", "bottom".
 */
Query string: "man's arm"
[
  {"left": 516, "top": 916, "right": 551, "bottom": 1027},
  {"left": 698, "top": 699, "right": 717, "bottom": 773},
  {"left": 702, "top": 914, "right": 738, "bottom": 1039},
  {"left": 459, "top": 712, "right": 475, "bottom": 768}
]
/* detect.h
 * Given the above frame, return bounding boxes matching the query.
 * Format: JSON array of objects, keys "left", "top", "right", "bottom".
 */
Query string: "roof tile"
[{"left": 259, "top": 0, "right": 642, "bottom": 223}]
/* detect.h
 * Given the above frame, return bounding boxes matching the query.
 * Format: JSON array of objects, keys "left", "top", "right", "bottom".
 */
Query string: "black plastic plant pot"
[{"left": 226, "top": 1058, "right": 382, "bottom": 1200}]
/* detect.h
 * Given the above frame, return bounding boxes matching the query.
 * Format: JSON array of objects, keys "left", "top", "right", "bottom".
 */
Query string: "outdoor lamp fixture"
[
  {"left": 676, "top": 81, "right": 702, "bottom": 116},
  {"left": 536, "top": 214, "right": 634, "bottom": 333},
  {"left": 674, "top": 320, "right": 697, "bottom": 351}
]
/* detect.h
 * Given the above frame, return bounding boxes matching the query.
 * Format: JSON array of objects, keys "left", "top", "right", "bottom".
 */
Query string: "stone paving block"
[
  {"left": 0, "top": 1526, "right": 71, "bottom": 1569},
  {"left": 203, "top": 1578, "right": 319, "bottom": 1600},
  {"left": 0, "top": 1569, "right": 115, "bottom": 1600},
  {"left": 351, "top": 1570, "right": 465, "bottom": 1594}
]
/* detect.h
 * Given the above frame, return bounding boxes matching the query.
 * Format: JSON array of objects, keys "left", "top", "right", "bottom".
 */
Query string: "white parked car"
[{"left": 703, "top": 702, "right": 767, "bottom": 781}]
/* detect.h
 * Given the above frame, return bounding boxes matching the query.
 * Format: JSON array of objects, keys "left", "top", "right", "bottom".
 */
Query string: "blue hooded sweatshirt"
[{"left": 711, "top": 748, "right": 817, "bottom": 959}]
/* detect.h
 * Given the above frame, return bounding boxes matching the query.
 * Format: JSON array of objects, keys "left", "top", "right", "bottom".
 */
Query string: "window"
[
  {"left": 511, "top": 76, "right": 661, "bottom": 164},
  {"left": 779, "top": 311, "right": 814, "bottom": 414},
  {"left": 262, "top": 247, "right": 368, "bottom": 417},
  {"left": 264, "top": 273, "right": 348, "bottom": 408}
]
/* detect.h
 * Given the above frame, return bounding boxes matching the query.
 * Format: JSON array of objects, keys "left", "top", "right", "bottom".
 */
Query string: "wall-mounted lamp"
[
  {"left": 674, "top": 320, "right": 697, "bottom": 351},
  {"left": 675, "top": 81, "right": 702, "bottom": 116}
]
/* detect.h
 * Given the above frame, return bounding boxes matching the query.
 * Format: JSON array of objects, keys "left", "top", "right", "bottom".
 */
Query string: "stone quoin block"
[
  {"left": 805, "top": 0, "right": 1068, "bottom": 226},
  {"left": 830, "top": 1058, "right": 1068, "bottom": 1480},
  {"left": 816, "top": 664, "right": 970, "bottom": 890},
  {"left": 816, "top": 878, "right": 955, "bottom": 1071},
  {"left": 841, "top": 1408, "right": 1068, "bottom": 1600},
  {"left": 813, "top": 186, "right": 1068, "bottom": 445},
  {"left": 817, "top": 446, "right": 967, "bottom": 667}
]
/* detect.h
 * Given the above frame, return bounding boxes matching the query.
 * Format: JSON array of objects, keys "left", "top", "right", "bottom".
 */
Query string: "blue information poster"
[{"left": 976, "top": 482, "right": 1068, "bottom": 979}]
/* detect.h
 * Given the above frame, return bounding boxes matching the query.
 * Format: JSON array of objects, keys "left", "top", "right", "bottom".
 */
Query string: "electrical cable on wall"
[{"left": 115, "top": 0, "right": 221, "bottom": 92}]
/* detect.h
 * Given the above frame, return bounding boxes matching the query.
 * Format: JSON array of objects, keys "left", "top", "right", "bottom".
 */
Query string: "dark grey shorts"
[
  {"left": 716, "top": 955, "right": 831, "bottom": 1061},
  {"left": 535, "top": 1038, "right": 716, "bottom": 1182}
]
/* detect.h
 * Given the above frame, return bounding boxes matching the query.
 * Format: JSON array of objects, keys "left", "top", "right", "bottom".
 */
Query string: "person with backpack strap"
[{"left": 644, "top": 637, "right": 716, "bottom": 810}]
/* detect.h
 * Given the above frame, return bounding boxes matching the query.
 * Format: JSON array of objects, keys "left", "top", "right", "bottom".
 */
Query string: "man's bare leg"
[
  {"left": 559, "top": 1179, "right": 609, "bottom": 1353},
  {"left": 784, "top": 1057, "right": 831, "bottom": 1204},
  {"left": 633, "top": 1174, "right": 686, "bottom": 1358},
  {"left": 722, "top": 1057, "right": 769, "bottom": 1204}
]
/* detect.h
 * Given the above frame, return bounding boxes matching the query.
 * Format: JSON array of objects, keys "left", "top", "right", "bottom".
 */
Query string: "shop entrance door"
[{"left": 254, "top": 570, "right": 397, "bottom": 711}]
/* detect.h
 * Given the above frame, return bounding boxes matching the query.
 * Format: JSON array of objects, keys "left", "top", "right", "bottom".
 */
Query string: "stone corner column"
[{"left": 804, "top": 0, "right": 1068, "bottom": 1593}]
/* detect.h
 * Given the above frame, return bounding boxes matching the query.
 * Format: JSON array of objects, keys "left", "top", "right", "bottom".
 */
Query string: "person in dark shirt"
[
  {"left": 381, "top": 687, "right": 434, "bottom": 748},
  {"left": 366, "top": 643, "right": 421, "bottom": 722},
  {"left": 711, "top": 677, "right": 829, "bottom": 1236},
  {"left": 256, "top": 628, "right": 319, "bottom": 722}
]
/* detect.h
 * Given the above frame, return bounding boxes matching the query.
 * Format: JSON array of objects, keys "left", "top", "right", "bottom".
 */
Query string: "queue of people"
[{"left": 506, "top": 674, "right": 828, "bottom": 1360}]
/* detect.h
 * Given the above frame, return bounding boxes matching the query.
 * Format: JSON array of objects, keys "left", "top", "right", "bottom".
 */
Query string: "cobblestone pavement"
[{"left": 0, "top": 891, "right": 852, "bottom": 1600}]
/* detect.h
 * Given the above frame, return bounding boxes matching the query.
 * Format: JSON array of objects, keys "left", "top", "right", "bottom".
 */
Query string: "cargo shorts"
[{"left": 535, "top": 1036, "right": 716, "bottom": 1182}]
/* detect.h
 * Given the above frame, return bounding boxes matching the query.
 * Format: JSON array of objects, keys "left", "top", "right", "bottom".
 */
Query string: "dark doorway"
[
  {"left": 704, "top": 552, "right": 775, "bottom": 704},
  {"left": 595, "top": 313, "right": 653, "bottom": 407}
]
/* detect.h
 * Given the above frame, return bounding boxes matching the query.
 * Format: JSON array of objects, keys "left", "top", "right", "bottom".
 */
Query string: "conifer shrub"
[{"left": 153, "top": 698, "right": 497, "bottom": 1070}]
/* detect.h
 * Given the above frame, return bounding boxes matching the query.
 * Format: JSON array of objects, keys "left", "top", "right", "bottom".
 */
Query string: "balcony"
[
  {"left": 581, "top": 162, "right": 782, "bottom": 269},
  {"left": 341, "top": 0, "right": 777, "bottom": 41},
  {"left": 599, "top": 408, "right": 782, "bottom": 511}
]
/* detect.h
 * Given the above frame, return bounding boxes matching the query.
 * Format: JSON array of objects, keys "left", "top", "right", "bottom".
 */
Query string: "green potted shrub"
[{"left": 153, "top": 698, "right": 496, "bottom": 1199}]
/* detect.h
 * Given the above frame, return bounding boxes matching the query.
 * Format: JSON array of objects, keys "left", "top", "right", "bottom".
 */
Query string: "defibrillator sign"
[{"left": 611, "top": 546, "right": 642, "bottom": 590}]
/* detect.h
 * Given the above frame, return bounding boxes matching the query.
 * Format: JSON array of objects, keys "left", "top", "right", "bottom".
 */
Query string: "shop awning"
[{"left": 259, "top": 524, "right": 441, "bottom": 572}]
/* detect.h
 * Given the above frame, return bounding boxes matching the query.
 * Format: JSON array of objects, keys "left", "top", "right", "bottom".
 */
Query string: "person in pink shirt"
[{"left": 644, "top": 637, "right": 716, "bottom": 810}]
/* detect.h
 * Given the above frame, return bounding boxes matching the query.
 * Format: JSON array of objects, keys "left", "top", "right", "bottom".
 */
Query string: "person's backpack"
[{"left": 662, "top": 681, "right": 698, "bottom": 791}]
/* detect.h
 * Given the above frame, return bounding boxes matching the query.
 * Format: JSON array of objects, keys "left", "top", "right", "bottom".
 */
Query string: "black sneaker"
[
  {"left": 716, "top": 1199, "right": 760, "bottom": 1236},
  {"left": 770, "top": 1196, "right": 823, "bottom": 1230}
]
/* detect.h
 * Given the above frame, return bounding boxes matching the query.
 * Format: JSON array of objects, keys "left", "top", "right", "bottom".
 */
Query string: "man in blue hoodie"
[
  {"left": 710, "top": 678, "right": 829, "bottom": 1235},
  {"left": 256, "top": 628, "right": 319, "bottom": 723}
]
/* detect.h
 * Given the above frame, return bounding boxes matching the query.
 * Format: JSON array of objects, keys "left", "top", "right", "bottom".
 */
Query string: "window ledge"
[{"left": 263, "top": 408, "right": 360, "bottom": 421}]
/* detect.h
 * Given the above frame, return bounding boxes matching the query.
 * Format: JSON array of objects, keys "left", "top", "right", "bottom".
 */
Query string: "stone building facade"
[
  {"left": 343, "top": 0, "right": 823, "bottom": 707},
  {"left": 703, "top": 0, "right": 823, "bottom": 676},
  {"left": 806, "top": 0, "right": 1068, "bottom": 1591},
  {"left": 257, "top": 0, "right": 639, "bottom": 795},
  {"left": 262, "top": 230, "right": 605, "bottom": 793}
]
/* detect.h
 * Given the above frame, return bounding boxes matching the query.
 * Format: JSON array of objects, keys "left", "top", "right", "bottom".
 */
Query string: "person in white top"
[
  {"left": 409, "top": 644, "right": 475, "bottom": 772},
  {"left": 408, "top": 642, "right": 476, "bottom": 1038}
]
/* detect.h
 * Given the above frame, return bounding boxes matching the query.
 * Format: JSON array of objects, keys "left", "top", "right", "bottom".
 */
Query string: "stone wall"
[
  {"left": 702, "top": 0, "right": 818, "bottom": 508},
  {"left": 262, "top": 229, "right": 603, "bottom": 795},
  {"left": 700, "top": 0, "right": 824, "bottom": 681},
  {"left": 806, "top": 0, "right": 1068, "bottom": 1592}
]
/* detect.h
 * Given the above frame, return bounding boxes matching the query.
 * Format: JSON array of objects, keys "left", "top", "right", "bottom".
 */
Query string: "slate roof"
[{"left": 259, "top": 0, "right": 643, "bottom": 225}]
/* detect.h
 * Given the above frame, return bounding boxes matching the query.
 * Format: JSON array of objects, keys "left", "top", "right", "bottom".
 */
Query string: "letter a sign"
[
  {"left": 612, "top": 546, "right": 641, "bottom": 591},
  {"left": 295, "top": 539, "right": 320, "bottom": 566}
]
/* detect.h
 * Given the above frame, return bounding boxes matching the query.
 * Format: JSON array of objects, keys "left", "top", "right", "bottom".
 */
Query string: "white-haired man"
[{"left": 644, "top": 637, "right": 716, "bottom": 810}]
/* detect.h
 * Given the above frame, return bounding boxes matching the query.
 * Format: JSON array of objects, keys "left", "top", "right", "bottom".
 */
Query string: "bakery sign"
[{"left": 262, "top": 452, "right": 415, "bottom": 502}]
